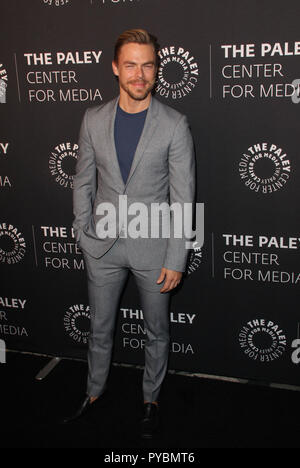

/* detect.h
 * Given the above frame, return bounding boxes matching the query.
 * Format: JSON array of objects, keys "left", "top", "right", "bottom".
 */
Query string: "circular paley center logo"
[
  {"left": 0, "top": 63, "right": 8, "bottom": 101},
  {"left": 64, "top": 304, "right": 90, "bottom": 344},
  {"left": 0, "top": 223, "right": 26, "bottom": 265},
  {"left": 239, "top": 319, "right": 287, "bottom": 363},
  {"left": 239, "top": 142, "right": 291, "bottom": 194},
  {"left": 187, "top": 241, "right": 203, "bottom": 275},
  {"left": 43, "top": 0, "right": 70, "bottom": 6},
  {"left": 49, "top": 142, "right": 78, "bottom": 188},
  {"left": 156, "top": 46, "right": 199, "bottom": 100}
]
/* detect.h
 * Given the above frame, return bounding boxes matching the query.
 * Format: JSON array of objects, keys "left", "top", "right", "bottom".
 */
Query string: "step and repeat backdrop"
[{"left": 1, "top": 0, "right": 300, "bottom": 386}]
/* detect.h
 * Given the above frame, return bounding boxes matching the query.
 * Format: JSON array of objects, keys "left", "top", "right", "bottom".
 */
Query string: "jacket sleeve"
[
  {"left": 72, "top": 108, "right": 97, "bottom": 241},
  {"left": 163, "top": 114, "right": 196, "bottom": 272}
]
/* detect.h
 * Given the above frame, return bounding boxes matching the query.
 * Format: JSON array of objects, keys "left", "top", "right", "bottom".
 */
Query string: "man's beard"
[{"left": 121, "top": 79, "right": 155, "bottom": 101}]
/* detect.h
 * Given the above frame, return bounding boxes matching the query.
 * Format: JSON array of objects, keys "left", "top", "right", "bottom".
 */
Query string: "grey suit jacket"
[{"left": 73, "top": 96, "right": 195, "bottom": 272}]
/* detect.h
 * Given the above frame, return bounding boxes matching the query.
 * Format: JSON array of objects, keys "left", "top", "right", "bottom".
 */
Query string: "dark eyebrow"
[{"left": 123, "top": 61, "right": 155, "bottom": 66}]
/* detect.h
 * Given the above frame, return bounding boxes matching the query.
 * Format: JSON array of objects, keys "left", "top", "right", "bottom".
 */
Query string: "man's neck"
[{"left": 118, "top": 92, "right": 151, "bottom": 114}]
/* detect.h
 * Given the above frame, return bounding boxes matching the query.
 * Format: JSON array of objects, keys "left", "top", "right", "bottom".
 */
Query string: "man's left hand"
[{"left": 156, "top": 268, "right": 182, "bottom": 293}]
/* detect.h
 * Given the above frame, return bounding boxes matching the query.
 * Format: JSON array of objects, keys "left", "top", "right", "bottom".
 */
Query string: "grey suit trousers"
[{"left": 83, "top": 235, "right": 171, "bottom": 402}]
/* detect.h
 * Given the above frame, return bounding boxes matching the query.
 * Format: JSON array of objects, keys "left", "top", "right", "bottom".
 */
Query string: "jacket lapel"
[
  {"left": 125, "top": 97, "right": 159, "bottom": 189},
  {"left": 105, "top": 96, "right": 159, "bottom": 193},
  {"left": 105, "top": 96, "right": 126, "bottom": 192}
]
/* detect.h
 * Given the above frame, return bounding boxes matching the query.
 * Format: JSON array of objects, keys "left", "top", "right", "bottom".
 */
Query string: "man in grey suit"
[{"left": 64, "top": 29, "right": 195, "bottom": 438}]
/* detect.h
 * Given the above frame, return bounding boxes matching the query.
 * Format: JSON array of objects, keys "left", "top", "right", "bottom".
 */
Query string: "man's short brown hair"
[{"left": 114, "top": 29, "right": 160, "bottom": 66}]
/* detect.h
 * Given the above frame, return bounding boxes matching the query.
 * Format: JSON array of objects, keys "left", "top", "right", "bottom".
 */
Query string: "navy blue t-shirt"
[{"left": 114, "top": 105, "right": 148, "bottom": 184}]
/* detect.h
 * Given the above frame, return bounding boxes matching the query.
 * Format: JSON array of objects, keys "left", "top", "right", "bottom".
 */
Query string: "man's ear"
[{"left": 112, "top": 61, "right": 119, "bottom": 77}]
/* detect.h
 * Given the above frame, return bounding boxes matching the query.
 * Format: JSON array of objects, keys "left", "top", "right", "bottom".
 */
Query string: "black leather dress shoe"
[
  {"left": 62, "top": 395, "right": 98, "bottom": 424},
  {"left": 141, "top": 403, "right": 159, "bottom": 439}
]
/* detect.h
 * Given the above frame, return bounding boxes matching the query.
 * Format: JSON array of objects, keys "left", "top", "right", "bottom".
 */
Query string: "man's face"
[{"left": 112, "top": 43, "right": 157, "bottom": 102}]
